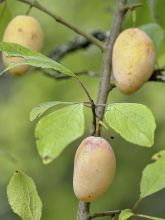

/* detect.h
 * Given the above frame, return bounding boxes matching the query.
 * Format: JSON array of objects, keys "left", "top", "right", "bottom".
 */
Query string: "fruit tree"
[{"left": 0, "top": 0, "right": 165, "bottom": 220}]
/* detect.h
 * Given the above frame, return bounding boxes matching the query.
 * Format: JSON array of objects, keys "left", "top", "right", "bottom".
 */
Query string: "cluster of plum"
[{"left": 2, "top": 15, "right": 156, "bottom": 202}]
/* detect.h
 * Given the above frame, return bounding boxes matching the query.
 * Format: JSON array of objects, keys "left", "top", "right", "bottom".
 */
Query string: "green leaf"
[
  {"left": 105, "top": 103, "right": 156, "bottom": 147},
  {"left": 30, "top": 101, "right": 77, "bottom": 121},
  {"left": 140, "top": 23, "right": 165, "bottom": 50},
  {"left": 119, "top": 209, "right": 133, "bottom": 220},
  {"left": 0, "top": 42, "right": 76, "bottom": 77},
  {"left": 0, "top": 3, "right": 12, "bottom": 40},
  {"left": 140, "top": 157, "right": 165, "bottom": 198},
  {"left": 7, "top": 171, "right": 42, "bottom": 220},
  {"left": 152, "top": 150, "right": 165, "bottom": 161},
  {"left": 35, "top": 104, "right": 84, "bottom": 164}
]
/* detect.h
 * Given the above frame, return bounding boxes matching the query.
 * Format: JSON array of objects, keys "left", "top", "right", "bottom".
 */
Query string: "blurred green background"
[{"left": 0, "top": 0, "right": 165, "bottom": 219}]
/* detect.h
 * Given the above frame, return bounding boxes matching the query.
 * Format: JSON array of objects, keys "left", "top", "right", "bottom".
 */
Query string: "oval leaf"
[
  {"left": 0, "top": 42, "right": 76, "bottom": 77},
  {"left": 140, "top": 157, "right": 165, "bottom": 198},
  {"left": 105, "top": 103, "right": 156, "bottom": 147},
  {"left": 7, "top": 171, "right": 42, "bottom": 220},
  {"left": 140, "top": 23, "right": 164, "bottom": 50},
  {"left": 119, "top": 209, "right": 133, "bottom": 220},
  {"left": 35, "top": 104, "right": 84, "bottom": 164}
]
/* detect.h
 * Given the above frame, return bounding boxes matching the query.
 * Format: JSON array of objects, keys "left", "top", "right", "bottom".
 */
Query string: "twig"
[
  {"left": 77, "top": 1, "right": 128, "bottom": 220},
  {"left": 90, "top": 210, "right": 121, "bottom": 219},
  {"left": 16, "top": 0, "right": 104, "bottom": 51},
  {"left": 76, "top": 77, "right": 97, "bottom": 136},
  {"left": 122, "top": 3, "right": 143, "bottom": 12},
  {"left": 26, "top": 4, "right": 33, "bottom": 15},
  {"left": 96, "top": 0, "right": 127, "bottom": 130},
  {"left": 134, "top": 213, "right": 161, "bottom": 220},
  {"left": 132, "top": 198, "right": 142, "bottom": 212},
  {"left": 76, "top": 202, "right": 90, "bottom": 220},
  {"left": 39, "top": 69, "right": 99, "bottom": 80}
]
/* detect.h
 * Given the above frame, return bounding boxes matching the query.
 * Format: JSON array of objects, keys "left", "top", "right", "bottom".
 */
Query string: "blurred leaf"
[
  {"left": 0, "top": 2, "right": 12, "bottom": 40},
  {"left": 119, "top": 209, "right": 133, "bottom": 220},
  {"left": 35, "top": 104, "right": 84, "bottom": 164},
  {"left": 105, "top": 103, "right": 156, "bottom": 147},
  {"left": 30, "top": 101, "right": 78, "bottom": 121},
  {"left": 140, "top": 157, "right": 165, "bottom": 198},
  {"left": 7, "top": 171, "right": 42, "bottom": 220},
  {"left": 140, "top": 23, "right": 164, "bottom": 50},
  {"left": 152, "top": 150, "right": 165, "bottom": 161},
  {"left": 0, "top": 42, "right": 76, "bottom": 77}
]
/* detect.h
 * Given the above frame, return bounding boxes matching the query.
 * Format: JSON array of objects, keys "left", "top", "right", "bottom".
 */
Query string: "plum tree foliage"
[{"left": 0, "top": 0, "right": 165, "bottom": 220}]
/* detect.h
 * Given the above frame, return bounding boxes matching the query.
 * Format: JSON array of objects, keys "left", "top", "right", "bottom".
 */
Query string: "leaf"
[
  {"left": 105, "top": 103, "right": 156, "bottom": 147},
  {"left": 119, "top": 209, "right": 133, "bottom": 220},
  {"left": 7, "top": 171, "right": 42, "bottom": 220},
  {"left": 140, "top": 23, "right": 165, "bottom": 50},
  {"left": 0, "top": 42, "right": 76, "bottom": 77},
  {"left": 140, "top": 157, "right": 165, "bottom": 198},
  {"left": 152, "top": 150, "right": 165, "bottom": 161},
  {"left": 30, "top": 101, "right": 76, "bottom": 121},
  {"left": 0, "top": 2, "right": 12, "bottom": 40},
  {"left": 35, "top": 104, "right": 84, "bottom": 164}
]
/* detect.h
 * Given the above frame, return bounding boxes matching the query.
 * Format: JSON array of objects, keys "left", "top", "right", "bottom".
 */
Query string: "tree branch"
[
  {"left": 16, "top": 0, "right": 104, "bottom": 51},
  {"left": 122, "top": 3, "right": 142, "bottom": 12},
  {"left": 39, "top": 69, "right": 99, "bottom": 80},
  {"left": 76, "top": 202, "right": 90, "bottom": 220},
  {"left": 90, "top": 210, "right": 121, "bottom": 219},
  {"left": 76, "top": 1, "right": 127, "bottom": 220},
  {"left": 96, "top": 0, "right": 127, "bottom": 127}
]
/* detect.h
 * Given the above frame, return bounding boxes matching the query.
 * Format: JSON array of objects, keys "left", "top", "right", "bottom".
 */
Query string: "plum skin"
[
  {"left": 73, "top": 136, "right": 116, "bottom": 202},
  {"left": 112, "top": 28, "right": 156, "bottom": 94}
]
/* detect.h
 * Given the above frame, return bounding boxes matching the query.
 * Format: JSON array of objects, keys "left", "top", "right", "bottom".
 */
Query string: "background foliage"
[{"left": 0, "top": 0, "right": 165, "bottom": 219}]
